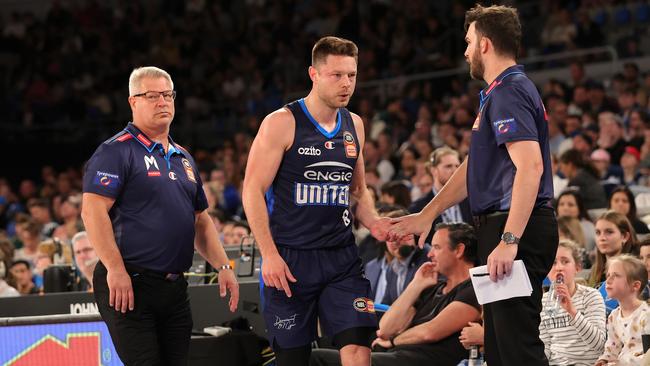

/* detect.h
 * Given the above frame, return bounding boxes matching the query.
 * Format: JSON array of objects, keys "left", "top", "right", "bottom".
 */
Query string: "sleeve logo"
[
  {"left": 93, "top": 171, "right": 119, "bottom": 189},
  {"left": 493, "top": 118, "right": 517, "bottom": 135}
]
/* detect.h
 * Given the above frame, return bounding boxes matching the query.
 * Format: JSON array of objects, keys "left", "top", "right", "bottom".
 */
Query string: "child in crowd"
[
  {"left": 595, "top": 255, "right": 649, "bottom": 366},
  {"left": 539, "top": 240, "right": 606, "bottom": 365}
]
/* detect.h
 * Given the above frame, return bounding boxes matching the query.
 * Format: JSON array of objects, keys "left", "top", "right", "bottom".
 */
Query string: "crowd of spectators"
[{"left": 1, "top": 1, "right": 650, "bottom": 363}]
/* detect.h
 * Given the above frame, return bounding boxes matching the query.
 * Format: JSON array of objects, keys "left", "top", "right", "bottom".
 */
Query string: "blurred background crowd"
[{"left": 0, "top": 0, "right": 650, "bottom": 305}]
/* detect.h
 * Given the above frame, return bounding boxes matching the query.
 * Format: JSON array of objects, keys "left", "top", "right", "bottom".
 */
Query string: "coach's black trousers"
[
  {"left": 94, "top": 261, "right": 193, "bottom": 366},
  {"left": 474, "top": 207, "right": 558, "bottom": 366}
]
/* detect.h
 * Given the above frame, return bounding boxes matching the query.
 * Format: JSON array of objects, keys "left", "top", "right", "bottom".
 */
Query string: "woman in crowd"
[
  {"left": 589, "top": 211, "right": 639, "bottom": 315},
  {"left": 556, "top": 190, "right": 596, "bottom": 257},
  {"left": 607, "top": 185, "right": 650, "bottom": 234}
]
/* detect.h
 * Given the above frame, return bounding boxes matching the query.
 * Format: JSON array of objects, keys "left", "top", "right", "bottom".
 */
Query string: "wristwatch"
[{"left": 501, "top": 232, "right": 520, "bottom": 245}]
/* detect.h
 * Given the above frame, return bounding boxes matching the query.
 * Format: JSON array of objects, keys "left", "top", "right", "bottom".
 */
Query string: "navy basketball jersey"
[{"left": 266, "top": 99, "right": 360, "bottom": 249}]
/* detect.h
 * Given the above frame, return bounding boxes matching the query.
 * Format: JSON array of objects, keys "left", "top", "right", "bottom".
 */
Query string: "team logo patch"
[
  {"left": 182, "top": 158, "right": 196, "bottom": 182},
  {"left": 493, "top": 118, "right": 517, "bottom": 135},
  {"left": 472, "top": 112, "right": 481, "bottom": 131},
  {"left": 144, "top": 155, "right": 159, "bottom": 171},
  {"left": 343, "top": 131, "right": 357, "bottom": 158},
  {"left": 324, "top": 141, "right": 335, "bottom": 149},
  {"left": 92, "top": 171, "right": 120, "bottom": 189},
  {"left": 353, "top": 298, "right": 375, "bottom": 313}
]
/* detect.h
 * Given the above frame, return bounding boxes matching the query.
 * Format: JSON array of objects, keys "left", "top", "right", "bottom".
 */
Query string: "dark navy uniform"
[
  {"left": 468, "top": 65, "right": 558, "bottom": 366},
  {"left": 262, "top": 99, "right": 377, "bottom": 349},
  {"left": 83, "top": 122, "right": 207, "bottom": 365}
]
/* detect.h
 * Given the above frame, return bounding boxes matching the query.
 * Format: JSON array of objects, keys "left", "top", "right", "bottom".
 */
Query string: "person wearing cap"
[
  {"left": 590, "top": 148, "right": 624, "bottom": 197},
  {"left": 621, "top": 146, "right": 642, "bottom": 186},
  {"left": 82, "top": 66, "right": 239, "bottom": 365}
]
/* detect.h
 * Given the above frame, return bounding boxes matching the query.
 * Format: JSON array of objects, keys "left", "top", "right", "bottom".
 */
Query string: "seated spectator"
[
  {"left": 207, "top": 208, "right": 227, "bottom": 233},
  {"left": 221, "top": 221, "right": 236, "bottom": 246},
  {"left": 365, "top": 208, "right": 403, "bottom": 304},
  {"left": 380, "top": 209, "right": 430, "bottom": 306},
  {"left": 589, "top": 211, "right": 639, "bottom": 315},
  {"left": 409, "top": 147, "right": 472, "bottom": 245},
  {"left": 558, "top": 149, "right": 607, "bottom": 209},
  {"left": 0, "top": 244, "right": 19, "bottom": 297},
  {"left": 620, "top": 146, "right": 642, "bottom": 186},
  {"left": 595, "top": 255, "right": 649, "bottom": 365},
  {"left": 26, "top": 198, "right": 59, "bottom": 237},
  {"left": 557, "top": 215, "right": 589, "bottom": 267},
  {"left": 57, "top": 194, "right": 84, "bottom": 240},
  {"left": 310, "top": 222, "right": 480, "bottom": 366},
  {"left": 555, "top": 190, "right": 596, "bottom": 256},
  {"left": 13, "top": 217, "right": 43, "bottom": 266},
  {"left": 639, "top": 238, "right": 650, "bottom": 300},
  {"left": 9, "top": 260, "right": 38, "bottom": 295},
  {"left": 71, "top": 231, "right": 98, "bottom": 292},
  {"left": 379, "top": 181, "right": 411, "bottom": 209},
  {"left": 608, "top": 185, "right": 650, "bottom": 234},
  {"left": 539, "top": 240, "right": 606, "bottom": 365},
  {"left": 231, "top": 220, "right": 251, "bottom": 247},
  {"left": 590, "top": 148, "right": 624, "bottom": 197},
  {"left": 33, "top": 238, "right": 73, "bottom": 291}
]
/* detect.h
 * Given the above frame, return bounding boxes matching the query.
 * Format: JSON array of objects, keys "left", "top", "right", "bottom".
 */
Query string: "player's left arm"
[
  {"left": 349, "top": 112, "right": 390, "bottom": 241},
  {"left": 195, "top": 210, "right": 239, "bottom": 312}
]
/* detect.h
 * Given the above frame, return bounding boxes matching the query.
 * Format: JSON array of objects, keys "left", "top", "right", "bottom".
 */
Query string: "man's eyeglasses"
[{"left": 132, "top": 90, "right": 177, "bottom": 102}]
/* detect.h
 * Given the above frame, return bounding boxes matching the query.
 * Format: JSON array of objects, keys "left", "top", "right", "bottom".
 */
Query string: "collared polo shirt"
[
  {"left": 467, "top": 65, "right": 554, "bottom": 215},
  {"left": 83, "top": 122, "right": 208, "bottom": 273}
]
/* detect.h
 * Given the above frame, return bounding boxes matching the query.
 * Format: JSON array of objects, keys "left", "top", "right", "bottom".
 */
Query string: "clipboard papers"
[{"left": 469, "top": 260, "right": 532, "bottom": 305}]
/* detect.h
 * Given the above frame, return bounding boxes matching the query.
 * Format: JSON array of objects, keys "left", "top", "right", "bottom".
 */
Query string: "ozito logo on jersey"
[{"left": 298, "top": 146, "right": 321, "bottom": 156}]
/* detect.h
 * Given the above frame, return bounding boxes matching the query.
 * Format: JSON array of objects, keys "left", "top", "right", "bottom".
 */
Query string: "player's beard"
[{"left": 469, "top": 46, "right": 485, "bottom": 81}]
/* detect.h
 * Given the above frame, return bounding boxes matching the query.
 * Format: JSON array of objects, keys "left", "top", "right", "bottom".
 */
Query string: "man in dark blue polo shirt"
[
  {"left": 389, "top": 5, "right": 558, "bottom": 366},
  {"left": 82, "top": 66, "right": 239, "bottom": 365}
]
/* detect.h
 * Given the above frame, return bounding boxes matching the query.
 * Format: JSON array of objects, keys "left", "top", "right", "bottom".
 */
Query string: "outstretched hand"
[
  {"left": 369, "top": 216, "right": 393, "bottom": 241},
  {"left": 387, "top": 213, "right": 432, "bottom": 248}
]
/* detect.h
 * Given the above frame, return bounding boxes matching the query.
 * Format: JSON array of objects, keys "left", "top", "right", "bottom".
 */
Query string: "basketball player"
[{"left": 242, "top": 36, "right": 391, "bottom": 366}]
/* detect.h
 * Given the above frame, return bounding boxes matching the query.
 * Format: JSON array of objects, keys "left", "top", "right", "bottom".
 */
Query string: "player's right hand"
[
  {"left": 107, "top": 267, "right": 134, "bottom": 313},
  {"left": 388, "top": 213, "right": 433, "bottom": 248},
  {"left": 262, "top": 252, "right": 297, "bottom": 297}
]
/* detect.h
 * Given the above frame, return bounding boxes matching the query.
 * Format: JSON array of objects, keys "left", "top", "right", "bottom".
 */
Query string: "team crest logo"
[
  {"left": 182, "top": 158, "right": 196, "bottom": 182},
  {"left": 353, "top": 298, "right": 375, "bottom": 313},
  {"left": 343, "top": 132, "right": 357, "bottom": 158}
]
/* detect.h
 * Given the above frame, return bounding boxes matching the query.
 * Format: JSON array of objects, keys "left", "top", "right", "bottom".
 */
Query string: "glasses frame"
[{"left": 132, "top": 90, "right": 177, "bottom": 102}]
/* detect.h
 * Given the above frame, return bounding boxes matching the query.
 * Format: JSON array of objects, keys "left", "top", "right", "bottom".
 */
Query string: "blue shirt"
[
  {"left": 467, "top": 65, "right": 554, "bottom": 215},
  {"left": 266, "top": 99, "right": 359, "bottom": 249},
  {"left": 82, "top": 123, "right": 208, "bottom": 273}
]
